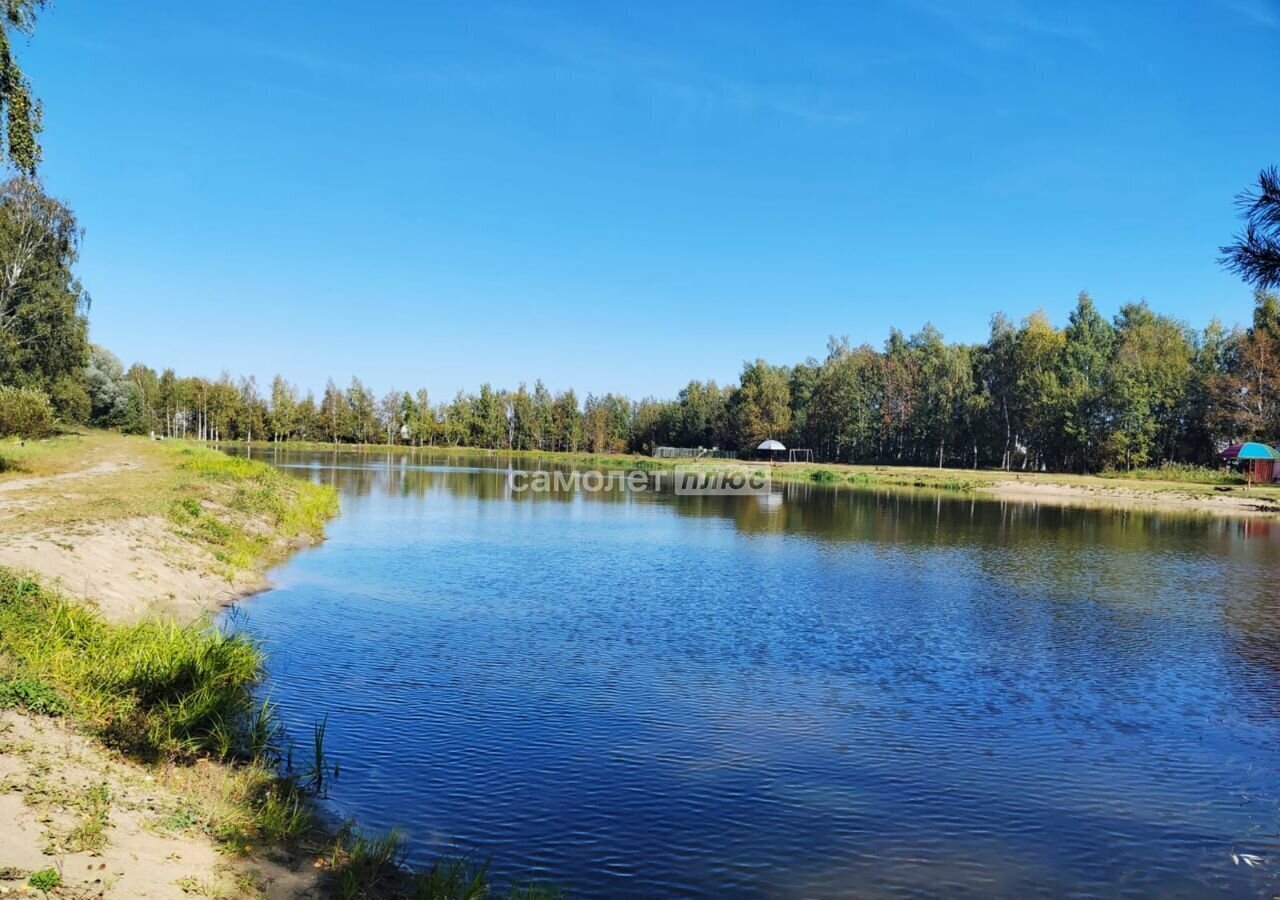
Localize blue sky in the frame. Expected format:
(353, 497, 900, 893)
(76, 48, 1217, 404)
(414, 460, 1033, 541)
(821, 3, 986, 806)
(22, 1, 1280, 399)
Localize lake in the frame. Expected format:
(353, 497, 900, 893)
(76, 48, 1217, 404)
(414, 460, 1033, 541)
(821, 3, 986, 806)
(225, 448, 1280, 898)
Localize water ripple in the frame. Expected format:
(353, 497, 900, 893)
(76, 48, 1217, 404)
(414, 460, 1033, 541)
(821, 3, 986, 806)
(231, 452, 1280, 899)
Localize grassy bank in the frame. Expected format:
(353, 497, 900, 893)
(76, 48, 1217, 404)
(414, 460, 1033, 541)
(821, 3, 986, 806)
(165, 444, 338, 577)
(0, 432, 338, 582)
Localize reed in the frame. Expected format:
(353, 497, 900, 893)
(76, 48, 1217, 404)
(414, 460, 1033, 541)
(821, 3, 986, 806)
(298, 713, 341, 796)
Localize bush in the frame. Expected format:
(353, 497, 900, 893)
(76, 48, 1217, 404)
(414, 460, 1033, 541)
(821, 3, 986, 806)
(0, 385, 55, 437)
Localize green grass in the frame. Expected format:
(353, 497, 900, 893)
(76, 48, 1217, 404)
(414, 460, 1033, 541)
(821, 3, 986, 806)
(1098, 462, 1245, 484)
(411, 857, 491, 900)
(330, 827, 408, 900)
(773, 463, 980, 493)
(0, 433, 337, 586)
(0, 567, 322, 853)
(0, 569, 266, 760)
(166, 444, 339, 574)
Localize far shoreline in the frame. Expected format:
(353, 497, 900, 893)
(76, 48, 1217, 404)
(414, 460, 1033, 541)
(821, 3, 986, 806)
(225, 437, 1280, 521)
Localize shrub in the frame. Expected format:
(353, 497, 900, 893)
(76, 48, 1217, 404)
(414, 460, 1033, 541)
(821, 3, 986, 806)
(0, 385, 55, 437)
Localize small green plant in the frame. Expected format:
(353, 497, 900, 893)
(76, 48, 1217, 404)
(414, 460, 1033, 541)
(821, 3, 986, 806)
(159, 807, 201, 832)
(299, 715, 340, 796)
(64, 782, 111, 853)
(174, 874, 230, 897)
(171, 496, 203, 520)
(252, 783, 311, 843)
(809, 469, 839, 484)
(28, 867, 61, 892)
(505, 880, 566, 900)
(0, 674, 67, 715)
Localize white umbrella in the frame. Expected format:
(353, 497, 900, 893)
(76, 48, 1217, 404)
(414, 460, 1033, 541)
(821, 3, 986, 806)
(757, 439, 786, 465)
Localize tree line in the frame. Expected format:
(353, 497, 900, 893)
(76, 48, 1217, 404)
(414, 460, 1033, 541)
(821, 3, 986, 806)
(68, 286, 1278, 473)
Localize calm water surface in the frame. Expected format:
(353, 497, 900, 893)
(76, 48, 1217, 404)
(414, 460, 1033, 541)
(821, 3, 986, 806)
(226, 448, 1280, 898)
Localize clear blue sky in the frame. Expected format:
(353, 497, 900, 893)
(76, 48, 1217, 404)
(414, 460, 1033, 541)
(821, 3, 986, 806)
(22, 1, 1280, 400)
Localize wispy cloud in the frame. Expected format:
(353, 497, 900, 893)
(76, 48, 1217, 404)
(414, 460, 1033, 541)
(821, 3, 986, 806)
(1216, 0, 1280, 27)
(904, 0, 1102, 54)
(488, 5, 864, 127)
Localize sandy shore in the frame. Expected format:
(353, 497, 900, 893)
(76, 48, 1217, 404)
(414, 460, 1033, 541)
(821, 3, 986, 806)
(984, 478, 1280, 518)
(0, 709, 318, 899)
(0, 435, 329, 898)
(0, 436, 317, 623)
